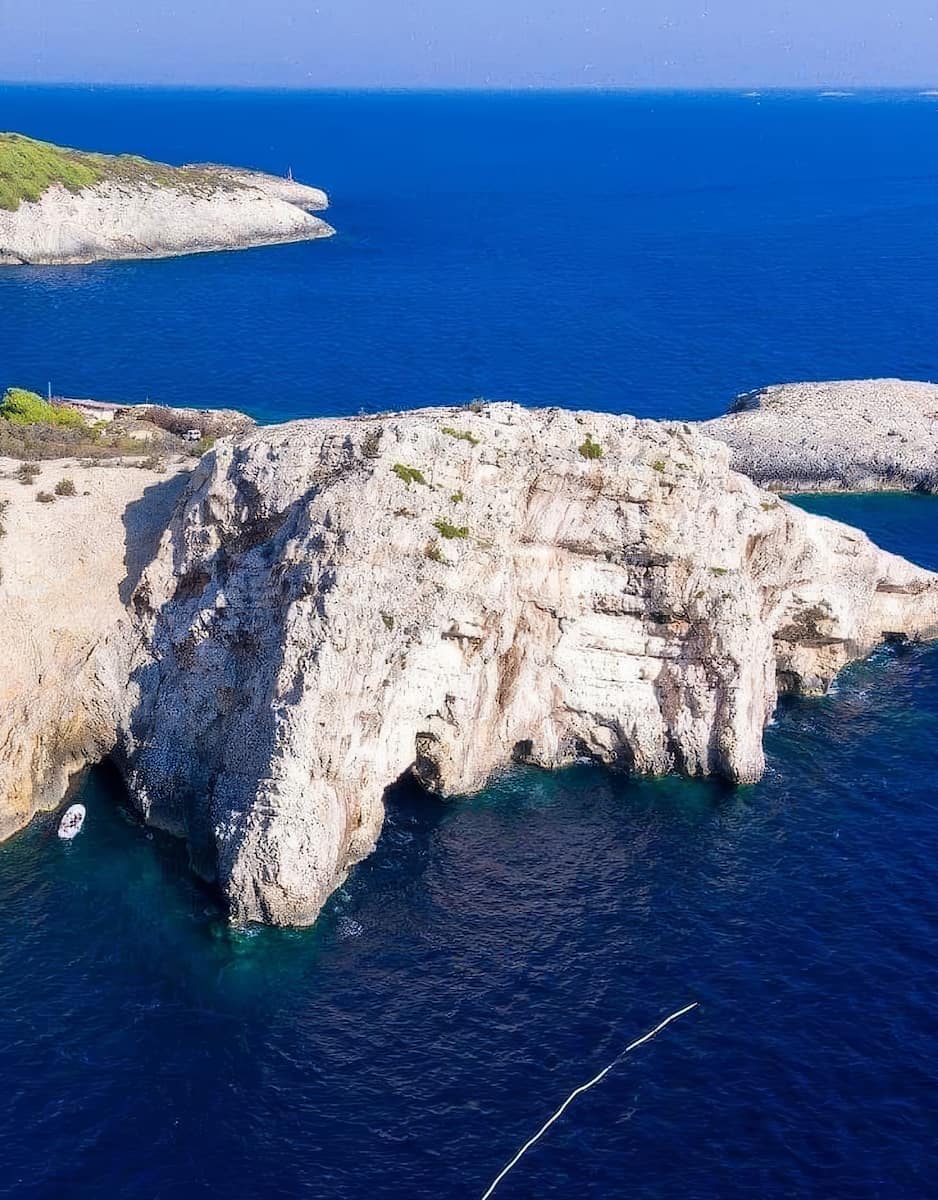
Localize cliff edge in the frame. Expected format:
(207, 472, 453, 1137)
(0, 456, 189, 839)
(113, 405, 938, 924)
(0, 133, 334, 266)
(3, 403, 937, 926)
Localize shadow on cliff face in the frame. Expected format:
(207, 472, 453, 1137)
(84, 758, 227, 915)
(119, 471, 191, 604)
(114, 457, 315, 915)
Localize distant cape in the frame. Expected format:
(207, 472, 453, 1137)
(0, 132, 334, 266)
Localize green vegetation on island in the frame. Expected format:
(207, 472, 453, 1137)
(0, 135, 103, 211)
(0, 132, 241, 213)
(0, 386, 237, 463)
(0, 387, 85, 427)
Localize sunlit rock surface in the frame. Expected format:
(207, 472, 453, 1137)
(701, 379, 938, 493)
(108, 404, 938, 924)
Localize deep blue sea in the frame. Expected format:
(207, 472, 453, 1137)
(2, 88, 938, 1199)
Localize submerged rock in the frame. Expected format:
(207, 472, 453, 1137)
(701, 379, 938, 493)
(98, 404, 938, 925)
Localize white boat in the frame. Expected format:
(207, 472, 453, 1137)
(57, 804, 86, 840)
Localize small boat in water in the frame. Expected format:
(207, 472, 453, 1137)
(57, 804, 86, 840)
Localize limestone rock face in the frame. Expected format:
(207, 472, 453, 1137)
(111, 404, 938, 926)
(0, 458, 188, 838)
(701, 379, 938, 493)
(0, 169, 334, 266)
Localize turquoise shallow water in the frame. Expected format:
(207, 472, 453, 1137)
(3, 612, 937, 1199)
(1, 87, 938, 1198)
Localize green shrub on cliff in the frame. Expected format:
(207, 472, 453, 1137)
(441, 425, 480, 446)
(578, 434, 603, 460)
(433, 518, 469, 540)
(393, 463, 428, 487)
(0, 388, 86, 428)
(0, 134, 104, 211)
(0, 132, 246, 213)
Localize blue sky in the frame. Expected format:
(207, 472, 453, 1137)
(1, 1, 937, 88)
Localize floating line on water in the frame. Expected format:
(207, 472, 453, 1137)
(480, 1001, 699, 1200)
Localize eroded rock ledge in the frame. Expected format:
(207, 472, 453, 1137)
(700, 379, 938, 493)
(2, 403, 937, 926)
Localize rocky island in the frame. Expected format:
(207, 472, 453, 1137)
(0, 133, 334, 265)
(2, 393, 937, 926)
(701, 378, 938, 493)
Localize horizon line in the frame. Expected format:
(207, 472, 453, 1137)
(3, 80, 938, 95)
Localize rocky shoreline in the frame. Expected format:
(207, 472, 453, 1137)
(1, 393, 937, 926)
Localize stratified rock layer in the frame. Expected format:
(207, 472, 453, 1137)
(701, 379, 938, 493)
(109, 404, 938, 925)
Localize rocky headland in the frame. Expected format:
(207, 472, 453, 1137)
(2, 400, 937, 926)
(701, 379, 938, 493)
(0, 133, 334, 266)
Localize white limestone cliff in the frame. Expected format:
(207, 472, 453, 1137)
(0, 167, 334, 266)
(0, 457, 188, 838)
(102, 404, 938, 925)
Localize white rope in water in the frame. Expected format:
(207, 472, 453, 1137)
(480, 1001, 699, 1200)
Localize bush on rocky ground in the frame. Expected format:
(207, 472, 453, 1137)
(1, 388, 86, 428)
(144, 406, 239, 441)
(1, 389, 172, 462)
(16, 461, 40, 483)
(1, 387, 248, 463)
